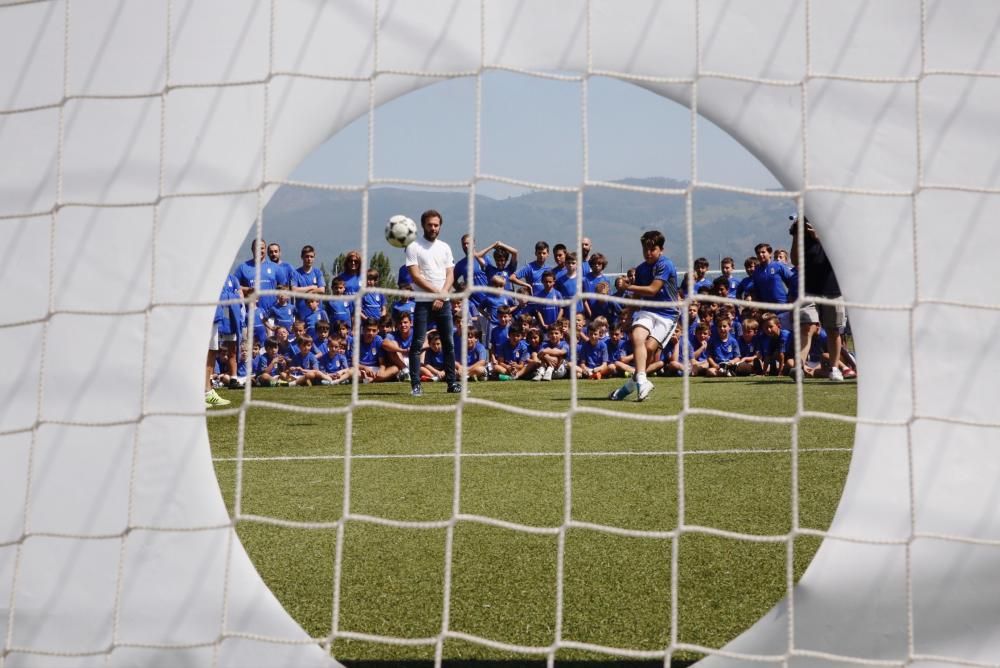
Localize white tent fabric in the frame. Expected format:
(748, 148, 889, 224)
(2, 1, 999, 666)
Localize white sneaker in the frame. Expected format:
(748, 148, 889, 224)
(397, 368, 411, 382)
(543, 366, 554, 381)
(828, 367, 844, 382)
(532, 368, 544, 382)
(636, 378, 655, 402)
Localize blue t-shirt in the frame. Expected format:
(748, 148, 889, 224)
(290, 349, 319, 372)
(357, 334, 384, 367)
(325, 297, 353, 325)
(361, 292, 386, 320)
(466, 341, 489, 366)
(302, 307, 327, 338)
(737, 335, 760, 358)
(490, 324, 509, 352)
(543, 338, 571, 359)
(580, 340, 608, 368)
(737, 275, 756, 300)
(686, 334, 710, 362)
(515, 260, 549, 293)
(484, 259, 518, 289)
(760, 329, 793, 359)
(254, 352, 287, 376)
(752, 261, 795, 305)
(633, 255, 680, 318)
(320, 352, 349, 374)
(555, 274, 585, 315)
(534, 287, 562, 326)
(609, 337, 631, 362)
(268, 302, 296, 331)
(337, 272, 362, 295)
(723, 275, 741, 298)
(454, 255, 489, 307)
(216, 274, 244, 336)
(392, 299, 416, 320)
(499, 338, 530, 364)
(424, 347, 447, 371)
(708, 333, 740, 364)
(235, 258, 281, 311)
(293, 266, 325, 318)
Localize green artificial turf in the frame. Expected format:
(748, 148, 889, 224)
(208, 376, 856, 665)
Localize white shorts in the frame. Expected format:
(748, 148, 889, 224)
(630, 311, 677, 346)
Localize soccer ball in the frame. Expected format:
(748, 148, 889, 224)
(385, 214, 417, 248)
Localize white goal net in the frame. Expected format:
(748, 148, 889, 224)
(2, 1, 1000, 667)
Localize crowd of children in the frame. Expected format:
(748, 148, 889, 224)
(206, 234, 854, 405)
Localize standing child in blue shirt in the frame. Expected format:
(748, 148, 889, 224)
(268, 289, 296, 334)
(325, 277, 354, 326)
(534, 270, 563, 329)
(361, 269, 387, 321)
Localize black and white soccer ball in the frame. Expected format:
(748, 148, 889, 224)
(385, 214, 418, 248)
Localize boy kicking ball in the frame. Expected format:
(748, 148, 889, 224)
(609, 230, 680, 402)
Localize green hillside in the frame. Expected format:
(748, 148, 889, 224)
(250, 178, 795, 274)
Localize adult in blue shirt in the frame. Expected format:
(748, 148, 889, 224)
(235, 239, 281, 313)
(752, 242, 796, 329)
(266, 243, 297, 289)
(337, 250, 364, 295)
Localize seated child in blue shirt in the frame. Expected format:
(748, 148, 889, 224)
(708, 315, 740, 377)
(759, 313, 794, 376)
(462, 328, 490, 382)
(537, 324, 570, 381)
(577, 326, 610, 379)
(253, 337, 291, 387)
(493, 323, 531, 380)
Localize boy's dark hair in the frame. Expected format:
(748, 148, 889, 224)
(493, 247, 510, 263)
(589, 252, 607, 269)
(714, 312, 733, 325)
(466, 328, 481, 340)
(695, 322, 712, 334)
(427, 331, 441, 343)
(366, 268, 380, 280)
(298, 335, 313, 347)
(712, 276, 729, 289)
(420, 209, 443, 226)
(761, 313, 780, 329)
(497, 305, 512, 317)
(264, 337, 280, 348)
(394, 311, 411, 324)
(640, 230, 665, 250)
(721, 256, 734, 267)
(696, 286, 711, 295)
(553, 243, 567, 255)
(534, 241, 550, 253)
(332, 277, 345, 286)
(754, 242, 773, 255)
(744, 256, 757, 270)
(509, 323, 525, 337)
(301, 244, 315, 256)
(316, 321, 331, 332)
(541, 270, 555, 281)
(379, 314, 393, 329)
(565, 251, 577, 263)
(694, 257, 709, 270)
(548, 324, 562, 334)
(362, 317, 379, 330)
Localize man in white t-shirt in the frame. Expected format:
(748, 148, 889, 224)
(405, 209, 460, 396)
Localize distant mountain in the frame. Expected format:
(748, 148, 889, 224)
(248, 178, 795, 274)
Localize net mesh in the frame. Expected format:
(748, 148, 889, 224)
(3, 0, 997, 666)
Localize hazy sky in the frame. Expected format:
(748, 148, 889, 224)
(291, 72, 780, 198)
